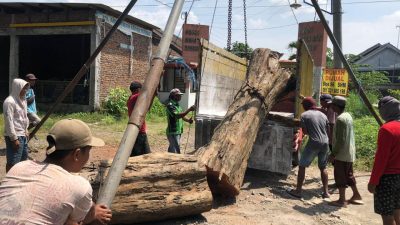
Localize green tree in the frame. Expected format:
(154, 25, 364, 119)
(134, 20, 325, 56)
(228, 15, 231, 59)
(226, 41, 253, 58)
(326, 47, 333, 68)
(287, 41, 298, 60)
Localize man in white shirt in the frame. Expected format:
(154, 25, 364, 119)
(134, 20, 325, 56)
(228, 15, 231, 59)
(0, 119, 112, 224)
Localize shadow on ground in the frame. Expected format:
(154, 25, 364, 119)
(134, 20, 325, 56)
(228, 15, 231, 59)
(132, 214, 207, 225)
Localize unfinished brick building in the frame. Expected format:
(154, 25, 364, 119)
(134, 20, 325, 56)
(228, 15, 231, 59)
(0, 3, 162, 111)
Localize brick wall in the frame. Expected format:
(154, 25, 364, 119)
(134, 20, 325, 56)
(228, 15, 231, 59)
(99, 23, 151, 102)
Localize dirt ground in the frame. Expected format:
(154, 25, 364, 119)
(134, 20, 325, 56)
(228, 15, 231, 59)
(0, 123, 382, 225)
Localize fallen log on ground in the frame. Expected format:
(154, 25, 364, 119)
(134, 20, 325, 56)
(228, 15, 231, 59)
(196, 48, 292, 197)
(82, 152, 213, 224)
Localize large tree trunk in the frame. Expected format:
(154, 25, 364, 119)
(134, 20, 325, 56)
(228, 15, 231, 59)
(196, 49, 292, 197)
(82, 153, 213, 224)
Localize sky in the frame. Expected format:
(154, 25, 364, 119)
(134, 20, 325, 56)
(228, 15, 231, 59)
(3, 0, 400, 58)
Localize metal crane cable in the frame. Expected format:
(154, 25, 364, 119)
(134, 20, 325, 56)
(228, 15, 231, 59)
(227, 0, 232, 51)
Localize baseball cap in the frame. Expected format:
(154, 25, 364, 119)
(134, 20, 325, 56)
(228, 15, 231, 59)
(320, 94, 333, 103)
(170, 88, 183, 95)
(301, 97, 317, 110)
(46, 119, 104, 155)
(25, 73, 38, 80)
(332, 96, 347, 108)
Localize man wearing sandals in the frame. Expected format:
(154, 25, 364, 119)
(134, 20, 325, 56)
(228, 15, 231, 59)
(288, 97, 330, 199)
(328, 96, 363, 207)
(368, 96, 400, 225)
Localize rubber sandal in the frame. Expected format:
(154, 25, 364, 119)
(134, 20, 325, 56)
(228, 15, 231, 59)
(328, 201, 347, 208)
(348, 199, 364, 205)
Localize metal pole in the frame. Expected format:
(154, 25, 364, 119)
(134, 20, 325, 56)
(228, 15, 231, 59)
(29, 0, 139, 140)
(396, 25, 400, 49)
(332, 0, 343, 68)
(310, 0, 383, 126)
(97, 0, 185, 207)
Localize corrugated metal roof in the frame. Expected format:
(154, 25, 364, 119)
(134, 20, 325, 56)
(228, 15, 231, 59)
(0, 2, 159, 30)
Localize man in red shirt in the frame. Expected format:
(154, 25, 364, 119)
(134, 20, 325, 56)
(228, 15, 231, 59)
(368, 96, 400, 225)
(127, 81, 150, 156)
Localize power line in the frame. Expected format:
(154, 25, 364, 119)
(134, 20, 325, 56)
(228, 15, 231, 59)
(119, 0, 400, 8)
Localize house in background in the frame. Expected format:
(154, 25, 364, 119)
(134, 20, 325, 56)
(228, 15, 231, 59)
(353, 43, 400, 83)
(0, 2, 158, 111)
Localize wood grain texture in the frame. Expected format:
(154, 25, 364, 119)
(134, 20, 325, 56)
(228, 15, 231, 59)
(82, 153, 213, 224)
(196, 48, 292, 197)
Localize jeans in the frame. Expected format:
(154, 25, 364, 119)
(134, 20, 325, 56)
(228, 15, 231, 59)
(167, 134, 181, 154)
(5, 136, 28, 166)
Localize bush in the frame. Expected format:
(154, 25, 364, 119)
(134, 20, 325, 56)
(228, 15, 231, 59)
(388, 90, 400, 100)
(346, 91, 380, 119)
(103, 87, 130, 117)
(353, 116, 379, 170)
(147, 97, 166, 118)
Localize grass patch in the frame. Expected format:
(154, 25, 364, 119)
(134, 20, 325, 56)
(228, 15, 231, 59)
(353, 116, 379, 171)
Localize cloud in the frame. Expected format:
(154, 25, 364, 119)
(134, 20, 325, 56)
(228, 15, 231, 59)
(248, 18, 267, 29)
(343, 10, 400, 54)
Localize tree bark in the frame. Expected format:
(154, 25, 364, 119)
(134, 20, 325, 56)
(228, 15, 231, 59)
(82, 153, 213, 224)
(196, 49, 292, 197)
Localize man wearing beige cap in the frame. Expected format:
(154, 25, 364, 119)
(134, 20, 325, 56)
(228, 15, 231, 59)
(328, 96, 363, 207)
(0, 119, 112, 224)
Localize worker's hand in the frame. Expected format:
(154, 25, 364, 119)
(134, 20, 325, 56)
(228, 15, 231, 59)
(368, 183, 376, 194)
(12, 139, 20, 151)
(93, 204, 112, 224)
(188, 118, 194, 124)
(328, 154, 335, 164)
(189, 105, 196, 111)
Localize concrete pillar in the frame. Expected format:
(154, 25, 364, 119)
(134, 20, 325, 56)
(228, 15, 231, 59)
(313, 66, 323, 104)
(89, 23, 101, 110)
(9, 32, 19, 89)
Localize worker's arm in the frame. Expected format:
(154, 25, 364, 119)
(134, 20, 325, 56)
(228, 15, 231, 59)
(82, 204, 112, 224)
(176, 105, 196, 119)
(183, 116, 194, 124)
(330, 118, 345, 158)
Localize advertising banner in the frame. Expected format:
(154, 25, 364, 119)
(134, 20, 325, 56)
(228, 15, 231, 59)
(321, 68, 349, 96)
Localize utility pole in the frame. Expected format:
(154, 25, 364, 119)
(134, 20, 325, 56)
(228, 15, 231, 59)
(332, 0, 343, 68)
(310, 0, 383, 126)
(396, 25, 400, 49)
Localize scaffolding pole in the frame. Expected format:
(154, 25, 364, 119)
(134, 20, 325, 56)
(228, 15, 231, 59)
(97, 0, 185, 207)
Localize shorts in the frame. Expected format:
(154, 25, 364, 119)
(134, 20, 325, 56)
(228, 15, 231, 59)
(5, 136, 28, 166)
(299, 141, 329, 169)
(374, 174, 400, 216)
(130, 133, 150, 156)
(333, 160, 356, 188)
